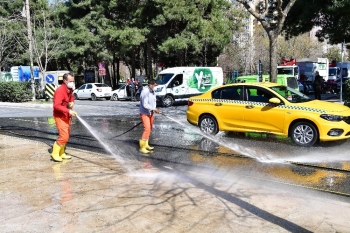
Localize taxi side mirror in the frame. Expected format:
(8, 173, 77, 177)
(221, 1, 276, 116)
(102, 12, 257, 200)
(269, 97, 281, 104)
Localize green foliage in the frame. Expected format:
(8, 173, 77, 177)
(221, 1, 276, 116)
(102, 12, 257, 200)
(154, 0, 237, 66)
(0, 82, 33, 102)
(2, 0, 243, 77)
(323, 46, 343, 62)
(224, 77, 234, 84)
(284, 0, 350, 45)
(35, 82, 45, 99)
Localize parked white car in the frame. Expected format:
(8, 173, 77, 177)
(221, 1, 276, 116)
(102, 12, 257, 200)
(111, 83, 147, 101)
(73, 83, 112, 101)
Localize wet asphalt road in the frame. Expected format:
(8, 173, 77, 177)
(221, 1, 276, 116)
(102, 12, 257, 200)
(1, 99, 350, 200)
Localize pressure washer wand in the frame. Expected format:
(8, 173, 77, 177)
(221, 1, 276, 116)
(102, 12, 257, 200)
(160, 112, 169, 118)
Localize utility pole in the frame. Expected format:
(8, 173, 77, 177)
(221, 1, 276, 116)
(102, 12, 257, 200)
(25, 0, 35, 101)
(258, 60, 263, 82)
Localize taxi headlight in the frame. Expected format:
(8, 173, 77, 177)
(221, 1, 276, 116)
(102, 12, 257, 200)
(320, 114, 343, 122)
(156, 87, 163, 92)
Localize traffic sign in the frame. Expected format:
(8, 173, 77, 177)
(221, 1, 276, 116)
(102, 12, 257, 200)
(46, 74, 54, 84)
(99, 68, 106, 76)
(98, 62, 105, 69)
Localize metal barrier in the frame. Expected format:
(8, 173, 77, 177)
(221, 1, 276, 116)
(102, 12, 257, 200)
(45, 84, 56, 99)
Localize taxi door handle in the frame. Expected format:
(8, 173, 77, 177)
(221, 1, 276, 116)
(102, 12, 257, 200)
(245, 105, 254, 109)
(215, 103, 222, 106)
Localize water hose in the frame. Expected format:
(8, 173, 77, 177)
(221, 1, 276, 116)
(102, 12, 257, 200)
(110, 121, 142, 138)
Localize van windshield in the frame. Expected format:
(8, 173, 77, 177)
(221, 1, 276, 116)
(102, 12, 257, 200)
(277, 67, 294, 75)
(329, 68, 337, 76)
(155, 73, 174, 85)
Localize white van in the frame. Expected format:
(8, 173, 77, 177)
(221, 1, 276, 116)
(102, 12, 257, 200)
(337, 62, 350, 78)
(296, 58, 329, 81)
(155, 67, 223, 107)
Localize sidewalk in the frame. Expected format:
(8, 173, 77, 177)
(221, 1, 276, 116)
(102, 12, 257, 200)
(1, 134, 350, 232)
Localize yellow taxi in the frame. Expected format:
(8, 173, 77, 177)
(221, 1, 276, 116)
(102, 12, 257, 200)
(186, 82, 350, 146)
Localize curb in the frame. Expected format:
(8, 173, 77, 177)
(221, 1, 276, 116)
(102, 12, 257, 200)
(0, 101, 52, 108)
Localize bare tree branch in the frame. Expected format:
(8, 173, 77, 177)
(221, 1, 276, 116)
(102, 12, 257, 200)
(0, 18, 23, 71)
(235, 0, 297, 82)
(31, 10, 64, 77)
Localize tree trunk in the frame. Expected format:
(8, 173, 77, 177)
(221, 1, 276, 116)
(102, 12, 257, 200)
(112, 53, 117, 88)
(65, 59, 72, 72)
(105, 62, 110, 85)
(269, 33, 278, 83)
(116, 57, 120, 86)
(178, 51, 184, 66)
(146, 39, 152, 78)
(131, 47, 136, 79)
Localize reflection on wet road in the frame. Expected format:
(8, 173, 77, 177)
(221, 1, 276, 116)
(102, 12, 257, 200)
(1, 115, 350, 197)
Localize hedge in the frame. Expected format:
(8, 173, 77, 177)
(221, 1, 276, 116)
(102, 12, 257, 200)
(0, 82, 34, 102)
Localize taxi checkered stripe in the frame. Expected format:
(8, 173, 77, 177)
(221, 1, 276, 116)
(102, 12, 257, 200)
(190, 98, 327, 113)
(282, 105, 326, 113)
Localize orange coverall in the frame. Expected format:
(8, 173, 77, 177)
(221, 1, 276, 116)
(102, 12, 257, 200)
(53, 84, 74, 145)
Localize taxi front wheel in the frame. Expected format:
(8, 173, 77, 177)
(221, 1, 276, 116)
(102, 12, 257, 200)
(290, 122, 318, 147)
(199, 115, 219, 135)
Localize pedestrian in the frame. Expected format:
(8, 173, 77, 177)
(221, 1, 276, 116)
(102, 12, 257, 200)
(313, 71, 323, 100)
(126, 78, 131, 97)
(51, 73, 77, 162)
(129, 77, 136, 101)
(139, 79, 160, 154)
(144, 74, 149, 83)
(135, 78, 139, 92)
(136, 78, 143, 92)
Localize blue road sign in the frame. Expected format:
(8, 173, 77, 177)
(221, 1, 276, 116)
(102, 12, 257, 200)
(46, 74, 54, 84)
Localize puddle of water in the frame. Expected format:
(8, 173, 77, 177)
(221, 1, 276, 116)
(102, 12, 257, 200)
(160, 113, 350, 165)
(76, 112, 350, 177)
(160, 113, 282, 163)
(77, 115, 137, 173)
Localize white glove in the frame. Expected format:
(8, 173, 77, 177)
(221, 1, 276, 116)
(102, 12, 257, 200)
(68, 102, 74, 109)
(69, 110, 77, 116)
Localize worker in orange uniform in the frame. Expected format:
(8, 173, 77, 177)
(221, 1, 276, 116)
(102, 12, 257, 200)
(139, 79, 160, 154)
(51, 72, 77, 162)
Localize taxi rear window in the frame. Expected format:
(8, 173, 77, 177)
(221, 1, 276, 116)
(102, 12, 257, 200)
(212, 87, 241, 100)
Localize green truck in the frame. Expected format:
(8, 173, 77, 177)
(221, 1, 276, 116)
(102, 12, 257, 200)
(235, 67, 299, 91)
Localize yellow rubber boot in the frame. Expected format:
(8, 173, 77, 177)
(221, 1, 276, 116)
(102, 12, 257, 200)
(59, 144, 72, 159)
(145, 139, 154, 150)
(139, 139, 150, 154)
(51, 142, 63, 162)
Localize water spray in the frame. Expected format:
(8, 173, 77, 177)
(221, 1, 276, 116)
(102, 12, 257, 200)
(159, 112, 278, 163)
(76, 115, 134, 173)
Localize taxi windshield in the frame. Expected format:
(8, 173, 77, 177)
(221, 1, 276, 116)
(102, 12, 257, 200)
(270, 85, 312, 103)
